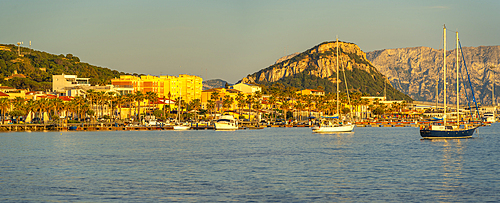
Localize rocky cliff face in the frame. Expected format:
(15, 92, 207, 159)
(366, 46, 500, 105)
(238, 41, 413, 100)
(240, 41, 378, 84)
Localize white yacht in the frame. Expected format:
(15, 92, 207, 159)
(214, 115, 238, 130)
(483, 112, 496, 123)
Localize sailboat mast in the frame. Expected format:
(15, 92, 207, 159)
(336, 36, 339, 115)
(178, 87, 182, 122)
(443, 25, 447, 125)
(456, 31, 460, 123)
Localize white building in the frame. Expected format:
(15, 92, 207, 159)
(230, 83, 262, 94)
(53, 74, 90, 94)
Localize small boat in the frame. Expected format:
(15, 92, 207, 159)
(68, 126, 78, 130)
(173, 124, 190, 130)
(214, 115, 238, 130)
(312, 119, 354, 133)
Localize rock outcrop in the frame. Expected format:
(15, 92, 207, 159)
(240, 41, 377, 84)
(238, 41, 411, 100)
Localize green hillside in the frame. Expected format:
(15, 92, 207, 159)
(0, 44, 126, 91)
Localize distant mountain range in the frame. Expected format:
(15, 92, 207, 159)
(366, 45, 500, 105)
(203, 79, 232, 90)
(239, 41, 412, 101)
(5, 41, 499, 104)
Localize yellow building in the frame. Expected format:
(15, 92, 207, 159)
(111, 74, 202, 103)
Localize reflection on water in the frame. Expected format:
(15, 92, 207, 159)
(1, 126, 499, 202)
(435, 139, 465, 200)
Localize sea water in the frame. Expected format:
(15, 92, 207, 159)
(1, 124, 499, 202)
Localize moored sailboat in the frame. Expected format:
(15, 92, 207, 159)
(173, 87, 190, 130)
(312, 36, 355, 133)
(420, 25, 476, 139)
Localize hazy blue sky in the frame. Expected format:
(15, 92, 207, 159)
(1, 0, 499, 83)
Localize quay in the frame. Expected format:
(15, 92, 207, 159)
(0, 120, 488, 132)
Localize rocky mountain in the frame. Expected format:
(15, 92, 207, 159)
(239, 41, 412, 100)
(203, 79, 232, 90)
(366, 46, 500, 105)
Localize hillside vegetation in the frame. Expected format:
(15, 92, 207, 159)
(0, 44, 125, 91)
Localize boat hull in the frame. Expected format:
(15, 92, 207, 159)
(420, 127, 476, 139)
(312, 124, 355, 133)
(173, 125, 190, 130)
(214, 123, 238, 130)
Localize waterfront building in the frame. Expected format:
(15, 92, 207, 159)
(0, 86, 26, 99)
(111, 74, 202, 103)
(230, 83, 261, 94)
(296, 89, 325, 96)
(201, 88, 243, 112)
(52, 74, 93, 96)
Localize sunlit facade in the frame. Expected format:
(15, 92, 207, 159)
(111, 74, 202, 103)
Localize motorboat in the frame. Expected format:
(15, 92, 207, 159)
(214, 115, 238, 130)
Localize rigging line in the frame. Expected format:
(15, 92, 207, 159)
(459, 60, 472, 113)
(459, 40, 480, 118)
(342, 62, 353, 119)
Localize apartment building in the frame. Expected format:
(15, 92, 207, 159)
(111, 74, 202, 103)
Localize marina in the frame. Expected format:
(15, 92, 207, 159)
(0, 120, 489, 132)
(1, 124, 499, 202)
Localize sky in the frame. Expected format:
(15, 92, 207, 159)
(1, 0, 499, 83)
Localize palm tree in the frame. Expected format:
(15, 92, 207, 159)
(134, 91, 145, 121)
(222, 95, 234, 113)
(167, 91, 172, 113)
(123, 94, 134, 121)
(145, 91, 158, 116)
(245, 94, 254, 121)
(294, 102, 305, 121)
(11, 97, 26, 123)
(210, 91, 221, 113)
(235, 93, 246, 119)
(268, 95, 277, 122)
(188, 99, 201, 122)
(207, 99, 215, 120)
(52, 98, 64, 121)
(114, 94, 124, 120)
(281, 100, 291, 123)
(105, 92, 117, 120)
(24, 100, 36, 122)
(73, 96, 86, 121)
(0, 98, 10, 124)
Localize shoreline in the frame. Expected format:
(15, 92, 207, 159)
(2, 120, 489, 133)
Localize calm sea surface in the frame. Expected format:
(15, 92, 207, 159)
(1, 124, 499, 202)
